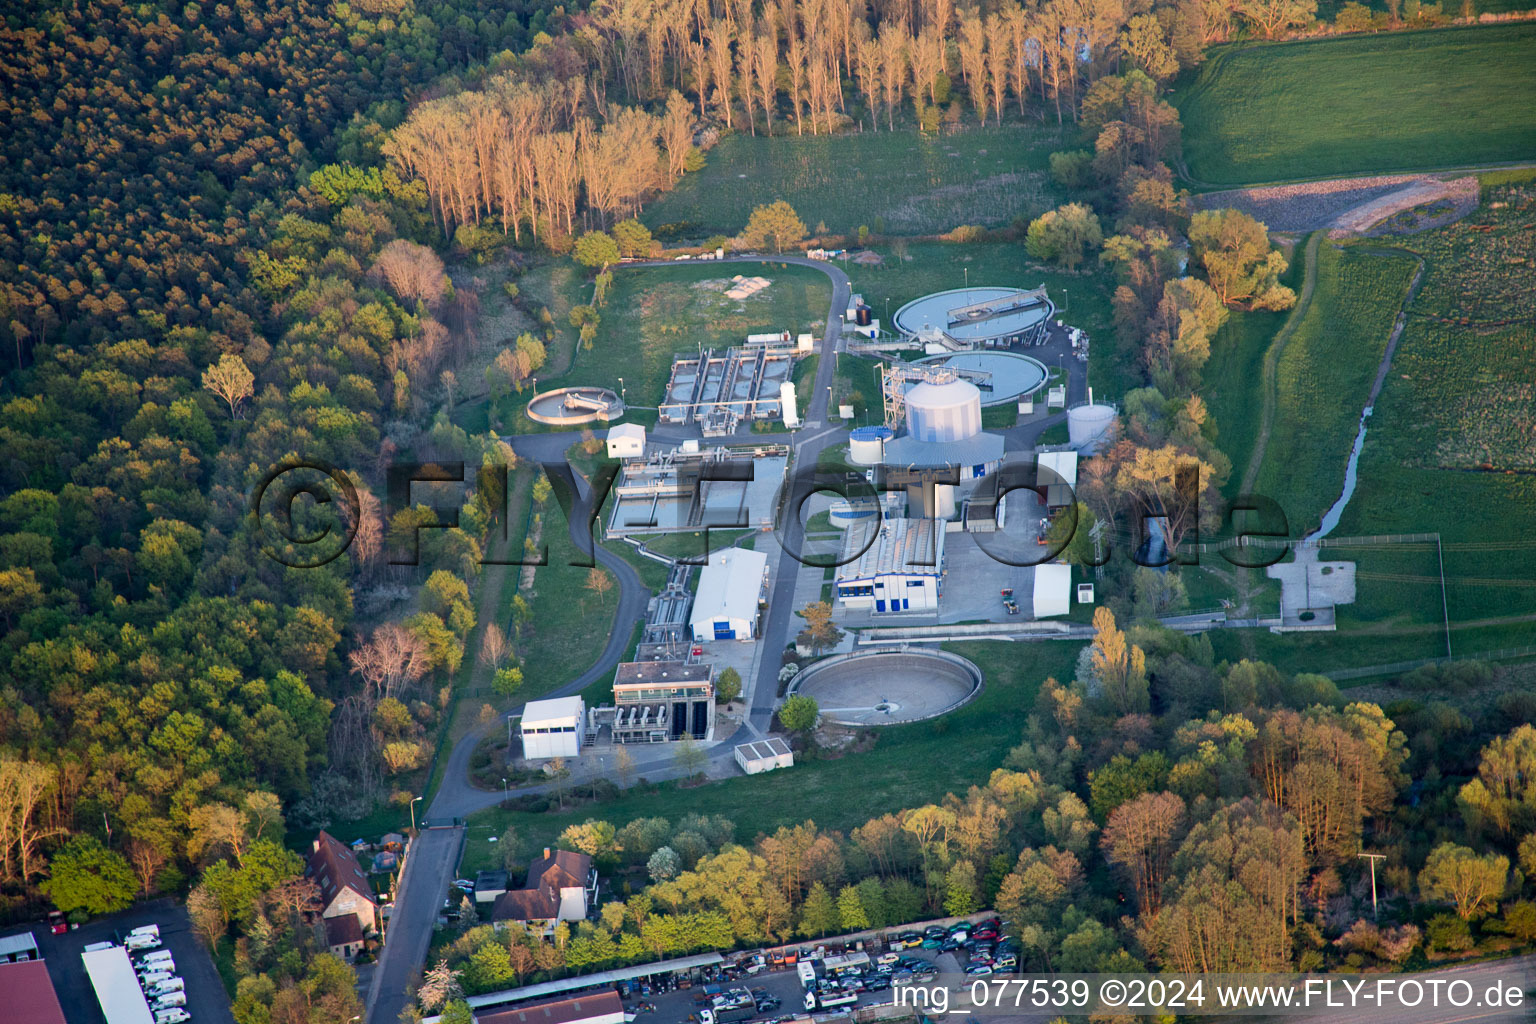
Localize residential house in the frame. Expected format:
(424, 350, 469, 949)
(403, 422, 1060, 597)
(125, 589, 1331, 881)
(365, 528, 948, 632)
(490, 848, 598, 934)
(306, 831, 379, 938)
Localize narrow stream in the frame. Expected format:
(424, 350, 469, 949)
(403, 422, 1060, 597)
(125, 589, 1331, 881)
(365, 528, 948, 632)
(1306, 406, 1372, 544)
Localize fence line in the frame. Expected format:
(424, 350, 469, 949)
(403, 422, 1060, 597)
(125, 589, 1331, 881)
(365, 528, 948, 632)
(1325, 643, 1536, 681)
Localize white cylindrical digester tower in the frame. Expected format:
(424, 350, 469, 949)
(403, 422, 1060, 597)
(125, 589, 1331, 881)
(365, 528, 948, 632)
(1068, 403, 1117, 453)
(905, 379, 983, 443)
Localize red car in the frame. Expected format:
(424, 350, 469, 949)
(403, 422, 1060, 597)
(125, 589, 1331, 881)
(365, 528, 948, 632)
(47, 911, 67, 935)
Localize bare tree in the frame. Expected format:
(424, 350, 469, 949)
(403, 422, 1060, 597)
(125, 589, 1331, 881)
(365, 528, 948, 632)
(202, 354, 255, 420)
(372, 239, 449, 306)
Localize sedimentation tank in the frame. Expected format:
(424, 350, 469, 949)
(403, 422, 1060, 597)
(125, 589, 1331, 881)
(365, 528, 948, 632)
(905, 379, 983, 443)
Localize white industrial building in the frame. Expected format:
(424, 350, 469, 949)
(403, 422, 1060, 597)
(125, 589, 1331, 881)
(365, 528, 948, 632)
(835, 517, 945, 613)
(81, 946, 154, 1024)
(605, 423, 646, 460)
(520, 696, 586, 759)
(735, 737, 794, 774)
(690, 547, 769, 641)
(1036, 449, 1079, 510)
(1033, 563, 1073, 618)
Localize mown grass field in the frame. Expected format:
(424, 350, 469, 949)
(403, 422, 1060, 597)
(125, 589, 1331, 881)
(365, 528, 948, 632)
(1176, 24, 1536, 186)
(460, 640, 1076, 873)
(476, 262, 831, 429)
(643, 126, 1065, 239)
(1253, 241, 1419, 535)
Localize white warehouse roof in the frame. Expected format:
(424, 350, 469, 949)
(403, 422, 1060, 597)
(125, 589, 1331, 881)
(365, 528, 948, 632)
(521, 696, 585, 728)
(1033, 563, 1072, 618)
(1037, 450, 1078, 487)
(81, 947, 153, 1024)
(690, 547, 768, 633)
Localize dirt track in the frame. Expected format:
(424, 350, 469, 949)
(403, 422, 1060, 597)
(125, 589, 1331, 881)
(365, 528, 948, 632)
(1194, 172, 1481, 234)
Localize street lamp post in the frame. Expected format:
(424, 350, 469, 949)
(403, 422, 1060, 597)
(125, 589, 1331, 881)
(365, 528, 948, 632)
(501, 777, 508, 803)
(617, 377, 625, 404)
(410, 795, 423, 833)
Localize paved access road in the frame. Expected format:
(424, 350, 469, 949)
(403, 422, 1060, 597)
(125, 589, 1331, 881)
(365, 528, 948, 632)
(365, 255, 853, 1024)
(366, 825, 464, 1024)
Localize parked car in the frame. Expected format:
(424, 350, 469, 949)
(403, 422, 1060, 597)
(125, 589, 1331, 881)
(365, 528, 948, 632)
(875, 952, 899, 966)
(154, 1010, 191, 1024)
(923, 926, 946, 939)
(995, 954, 1018, 970)
(920, 938, 944, 950)
(965, 964, 994, 976)
(864, 975, 891, 992)
(47, 911, 67, 935)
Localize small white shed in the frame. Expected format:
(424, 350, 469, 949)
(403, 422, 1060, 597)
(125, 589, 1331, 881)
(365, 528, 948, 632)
(735, 737, 794, 775)
(1033, 563, 1072, 618)
(606, 423, 646, 460)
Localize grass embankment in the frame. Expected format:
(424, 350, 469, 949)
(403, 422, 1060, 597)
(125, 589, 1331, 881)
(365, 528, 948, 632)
(516, 496, 624, 692)
(459, 640, 1078, 874)
(1332, 181, 1536, 650)
(643, 126, 1065, 239)
(1201, 245, 1303, 502)
(1215, 183, 1536, 675)
(1177, 24, 1536, 186)
(1252, 241, 1419, 534)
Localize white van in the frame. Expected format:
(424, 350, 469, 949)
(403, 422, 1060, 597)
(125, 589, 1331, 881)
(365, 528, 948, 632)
(139, 971, 174, 988)
(125, 933, 162, 951)
(137, 948, 174, 964)
(129, 924, 160, 938)
(83, 941, 116, 952)
(149, 978, 185, 996)
(154, 1010, 191, 1024)
(138, 956, 175, 973)
(151, 992, 187, 1010)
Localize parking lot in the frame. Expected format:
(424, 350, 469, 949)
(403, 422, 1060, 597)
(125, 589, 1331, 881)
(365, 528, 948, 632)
(16, 899, 234, 1024)
(621, 919, 1014, 1024)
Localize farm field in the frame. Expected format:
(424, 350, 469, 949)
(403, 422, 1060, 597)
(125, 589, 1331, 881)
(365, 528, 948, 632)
(1252, 241, 1419, 536)
(1176, 25, 1536, 186)
(643, 126, 1064, 239)
(459, 639, 1074, 874)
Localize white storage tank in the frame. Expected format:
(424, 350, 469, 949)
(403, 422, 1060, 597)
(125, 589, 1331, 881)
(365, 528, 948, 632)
(905, 379, 982, 443)
(780, 380, 800, 428)
(1067, 403, 1117, 453)
(848, 425, 893, 465)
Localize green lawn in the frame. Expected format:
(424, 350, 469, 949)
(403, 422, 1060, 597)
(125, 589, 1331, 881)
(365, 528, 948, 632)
(460, 640, 1079, 874)
(491, 262, 831, 425)
(1176, 25, 1536, 186)
(1216, 183, 1536, 676)
(517, 497, 624, 694)
(1252, 241, 1419, 536)
(643, 126, 1066, 239)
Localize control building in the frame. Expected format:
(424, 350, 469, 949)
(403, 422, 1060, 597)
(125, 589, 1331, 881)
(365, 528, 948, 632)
(612, 660, 715, 743)
(834, 517, 945, 613)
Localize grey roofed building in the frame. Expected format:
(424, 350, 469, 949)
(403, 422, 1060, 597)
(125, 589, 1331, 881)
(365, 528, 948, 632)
(881, 431, 1006, 472)
(839, 517, 944, 580)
